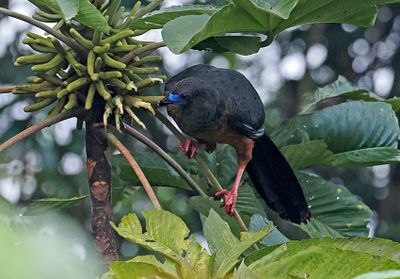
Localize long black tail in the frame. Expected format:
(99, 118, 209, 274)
(246, 133, 310, 224)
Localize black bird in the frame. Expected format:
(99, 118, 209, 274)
(159, 64, 310, 223)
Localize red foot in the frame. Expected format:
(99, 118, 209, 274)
(179, 138, 197, 158)
(215, 189, 237, 216)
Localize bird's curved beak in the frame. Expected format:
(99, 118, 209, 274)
(158, 96, 173, 107)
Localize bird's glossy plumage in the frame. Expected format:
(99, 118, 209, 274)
(161, 64, 310, 223)
(165, 64, 265, 140)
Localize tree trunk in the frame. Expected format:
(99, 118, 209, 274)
(85, 99, 118, 261)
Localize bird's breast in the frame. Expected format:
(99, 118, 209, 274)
(167, 103, 228, 145)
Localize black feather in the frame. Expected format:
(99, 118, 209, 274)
(246, 133, 311, 224)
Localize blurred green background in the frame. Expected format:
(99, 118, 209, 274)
(0, 0, 400, 267)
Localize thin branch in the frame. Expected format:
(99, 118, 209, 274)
(123, 123, 207, 197)
(0, 86, 15, 93)
(155, 110, 249, 232)
(0, 7, 85, 54)
(106, 131, 162, 210)
(0, 108, 84, 153)
(155, 110, 185, 142)
(195, 156, 223, 192)
(233, 211, 248, 232)
(121, 42, 166, 64)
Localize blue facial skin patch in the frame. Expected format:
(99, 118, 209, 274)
(168, 92, 184, 103)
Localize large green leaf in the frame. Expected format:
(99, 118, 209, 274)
(298, 172, 372, 237)
(233, 0, 298, 29)
(161, 0, 290, 53)
(273, 101, 399, 152)
(335, 147, 400, 167)
(75, 0, 110, 33)
(272, 101, 400, 167)
(249, 214, 289, 246)
(320, 238, 400, 262)
(29, 0, 109, 32)
(161, 0, 396, 54)
(112, 153, 191, 190)
(131, 5, 216, 30)
(56, 0, 78, 19)
(353, 270, 400, 279)
(300, 218, 343, 238)
(234, 261, 260, 279)
(24, 195, 88, 215)
(193, 36, 262, 55)
(236, 184, 267, 218)
(274, 0, 380, 33)
(188, 196, 242, 236)
(203, 210, 272, 278)
(143, 210, 190, 253)
(111, 210, 212, 278)
(162, 4, 265, 54)
(301, 76, 400, 113)
(281, 140, 335, 169)
(245, 238, 400, 279)
(245, 237, 400, 265)
(162, 14, 210, 54)
(109, 261, 178, 279)
(127, 255, 181, 278)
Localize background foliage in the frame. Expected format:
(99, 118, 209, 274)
(1, 0, 400, 277)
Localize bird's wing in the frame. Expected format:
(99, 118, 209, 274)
(221, 71, 265, 140)
(230, 122, 265, 139)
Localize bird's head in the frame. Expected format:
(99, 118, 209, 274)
(159, 77, 215, 108)
(158, 76, 225, 128)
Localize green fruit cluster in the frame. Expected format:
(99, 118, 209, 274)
(13, 1, 166, 130)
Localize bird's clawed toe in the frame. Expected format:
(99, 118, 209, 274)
(178, 138, 197, 158)
(215, 189, 237, 216)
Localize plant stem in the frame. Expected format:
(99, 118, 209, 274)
(195, 156, 222, 192)
(0, 86, 15, 93)
(85, 108, 118, 261)
(0, 108, 84, 153)
(260, 33, 275, 47)
(0, 7, 85, 54)
(155, 110, 249, 232)
(106, 131, 161, 209)
(154, 110, 185, 142)
(121, 42, 165, 64)
(123, 123, 207, 196)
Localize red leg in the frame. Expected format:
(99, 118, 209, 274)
(178, 138, 191, 153)
(178, 138, 197, 158)
(215, 163, 247, 216)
